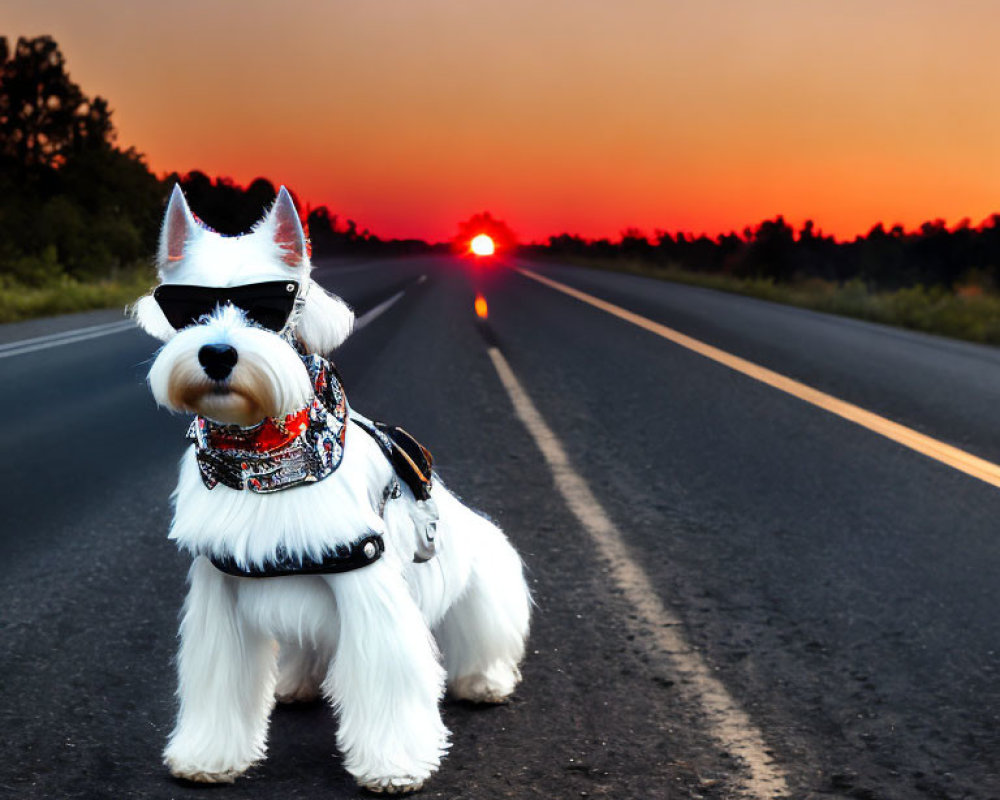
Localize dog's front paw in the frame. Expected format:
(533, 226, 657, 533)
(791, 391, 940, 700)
(164, 748, 255, 784)
(449, 664, 521, 704)
(168, 764, 242, 784)
(360, 776, 426, 794)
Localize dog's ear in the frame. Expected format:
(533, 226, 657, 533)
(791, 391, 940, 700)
(296, 281, 355, 354)
(158, 184, 198, 275)
(254, 186, 352, 352)
(129, 293, 176, 342)
(262, 186, 308, 272)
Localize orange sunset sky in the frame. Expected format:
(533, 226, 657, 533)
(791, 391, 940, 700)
(7, 1, 1000, 242)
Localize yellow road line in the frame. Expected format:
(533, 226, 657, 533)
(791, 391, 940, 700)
(487, 345, 789, 799)
(516, 266, 1000, 490)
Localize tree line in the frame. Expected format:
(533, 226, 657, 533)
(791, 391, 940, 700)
(528, 215, 1000, 292)
(0, 35, 433, 289)
(164, 171, 438, 258)
(0, 36, 164, 285)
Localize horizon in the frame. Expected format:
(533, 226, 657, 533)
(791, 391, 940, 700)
(163, 172, 1000, 247)
(7, 1, 1000, 243)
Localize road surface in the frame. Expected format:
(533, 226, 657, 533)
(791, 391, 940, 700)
(1, 256, 999, 799)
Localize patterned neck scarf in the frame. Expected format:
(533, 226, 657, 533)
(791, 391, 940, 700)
(188, 354, 348, 493)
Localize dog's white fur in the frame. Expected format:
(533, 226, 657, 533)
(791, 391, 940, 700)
(134, 186, 531, 792)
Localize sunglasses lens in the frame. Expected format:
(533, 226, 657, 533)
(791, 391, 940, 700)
(232, 282, 299, 331)
(153, 287, 217, 329)
(154, 281, 299, 332)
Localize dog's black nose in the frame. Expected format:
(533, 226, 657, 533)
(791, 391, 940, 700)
(198, 344, 238, 381)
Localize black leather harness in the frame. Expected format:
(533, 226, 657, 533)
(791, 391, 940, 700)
(209, 534, 386, 578)
(351, 417, 434, 502)
(201, 360, 436, 579)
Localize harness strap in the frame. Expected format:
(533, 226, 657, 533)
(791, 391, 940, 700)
(351, 416, 434, 501)
(208, 534, 384, 578)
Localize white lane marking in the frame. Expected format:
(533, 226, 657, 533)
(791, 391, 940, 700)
(354, 291, 406, 331)
(352, 275, 426, 331)
(487, 345, 789, 799)
(0, 320, 135, 360)
(517, 266, 1000, 491)
(0, 318, 132, 352)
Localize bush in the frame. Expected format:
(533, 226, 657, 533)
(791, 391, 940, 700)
(0, 263, 155, 324)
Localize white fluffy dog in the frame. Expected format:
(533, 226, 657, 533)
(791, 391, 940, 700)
(132, 186, 531, 793)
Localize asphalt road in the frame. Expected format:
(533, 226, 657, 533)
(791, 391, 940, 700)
(1, 256, 999, 800)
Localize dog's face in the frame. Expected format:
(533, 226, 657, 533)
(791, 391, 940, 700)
(135, 185, 354, 426)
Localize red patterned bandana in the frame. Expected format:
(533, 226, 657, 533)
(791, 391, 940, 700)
(204, 407, 310, 454)
(188, 354, 348, 493)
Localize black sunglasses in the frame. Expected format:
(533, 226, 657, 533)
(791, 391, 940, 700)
(154, 281, 300, 333)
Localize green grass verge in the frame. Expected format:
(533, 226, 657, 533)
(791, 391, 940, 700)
(0, 266, 155, 325)
(546, 257, 1000, 346)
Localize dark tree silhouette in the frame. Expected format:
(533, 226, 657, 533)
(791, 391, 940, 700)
(162, 172, 285, 235)
(0, 36, 113, 173)
(0, 35, 165, 283)
(531, 213, 1000, 295)
(740, 216, 796, 281)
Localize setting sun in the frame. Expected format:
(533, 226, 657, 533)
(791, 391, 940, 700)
(470, 234, 495, 256)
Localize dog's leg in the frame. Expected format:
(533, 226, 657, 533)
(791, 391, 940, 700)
(164, 556, 278, 783)
(275, 640, 328, 703)
(323, 560, 448, 794)
(436, 521, 531, 704)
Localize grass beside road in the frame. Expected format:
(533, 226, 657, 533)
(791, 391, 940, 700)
(549, 257, 1000, 346)
(0, 266, 155, 325)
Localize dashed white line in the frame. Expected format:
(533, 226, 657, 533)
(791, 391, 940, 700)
(352, 275, 426, 331)
(486, 345, 789, 800)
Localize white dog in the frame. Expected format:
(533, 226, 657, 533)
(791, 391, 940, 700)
(132, 185, 531, 793)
